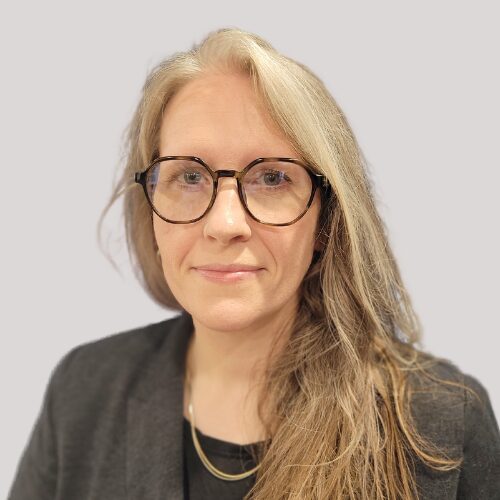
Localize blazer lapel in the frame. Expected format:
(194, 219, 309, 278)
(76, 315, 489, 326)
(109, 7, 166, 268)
(126, 312, 193, 500)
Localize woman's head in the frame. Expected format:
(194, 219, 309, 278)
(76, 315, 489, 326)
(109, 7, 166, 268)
(113, 27, 368, 317)
(153, 71, 323, 331)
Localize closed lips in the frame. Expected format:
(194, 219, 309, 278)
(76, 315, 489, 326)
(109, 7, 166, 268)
(195, 264, 262, 272)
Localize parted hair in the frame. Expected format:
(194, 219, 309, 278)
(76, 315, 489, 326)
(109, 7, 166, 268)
(101, 27, 476, 499)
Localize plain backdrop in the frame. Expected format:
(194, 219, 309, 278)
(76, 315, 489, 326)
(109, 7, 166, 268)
(1, 1, 499, 494)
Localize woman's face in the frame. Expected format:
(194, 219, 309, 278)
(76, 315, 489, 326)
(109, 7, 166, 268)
(154, 72, 321, 332)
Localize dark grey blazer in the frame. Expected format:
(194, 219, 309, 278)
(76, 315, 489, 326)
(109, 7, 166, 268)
(8, 311, 500, 499)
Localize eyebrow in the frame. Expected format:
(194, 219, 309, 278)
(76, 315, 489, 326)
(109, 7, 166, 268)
(159, 152, 298, 168)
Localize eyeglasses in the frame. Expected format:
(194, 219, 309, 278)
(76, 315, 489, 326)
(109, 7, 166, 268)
(135, 156, 330, 226)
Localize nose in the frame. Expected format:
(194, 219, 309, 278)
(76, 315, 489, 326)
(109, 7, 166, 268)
(202, 177, 252, 244)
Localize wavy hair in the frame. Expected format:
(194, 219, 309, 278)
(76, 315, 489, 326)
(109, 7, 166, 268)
(100, 28, 478, 499)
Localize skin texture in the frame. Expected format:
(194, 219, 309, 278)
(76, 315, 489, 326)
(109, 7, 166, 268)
(154, 72, 321, 443)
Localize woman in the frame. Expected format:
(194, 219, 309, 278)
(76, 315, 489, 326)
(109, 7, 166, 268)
(9, 28, 500, 500)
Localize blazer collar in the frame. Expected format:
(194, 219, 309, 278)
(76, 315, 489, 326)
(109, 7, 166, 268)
(126, 311, 193, 500)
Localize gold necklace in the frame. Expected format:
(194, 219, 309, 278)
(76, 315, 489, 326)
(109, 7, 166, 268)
(186, 374, 262, 481)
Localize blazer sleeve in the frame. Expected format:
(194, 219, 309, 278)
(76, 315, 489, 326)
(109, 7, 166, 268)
(7, 348, 79, 500)
(457, 373, 500, 499)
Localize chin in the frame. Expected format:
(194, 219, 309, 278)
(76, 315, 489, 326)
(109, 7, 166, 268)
(188, 301, 268, 332)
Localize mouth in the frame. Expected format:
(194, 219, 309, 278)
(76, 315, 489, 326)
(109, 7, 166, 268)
(193, 267, 263, 283)
(194, 264, 263, 272)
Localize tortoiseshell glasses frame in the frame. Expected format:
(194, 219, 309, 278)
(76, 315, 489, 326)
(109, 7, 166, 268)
(135, 155, 332, 227)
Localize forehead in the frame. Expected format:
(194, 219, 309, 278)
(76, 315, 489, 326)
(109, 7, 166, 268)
(159, 73, 298, 163)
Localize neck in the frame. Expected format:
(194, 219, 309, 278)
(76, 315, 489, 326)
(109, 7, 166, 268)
(185, 304, 296, 391)
(182, 303, 297, 444)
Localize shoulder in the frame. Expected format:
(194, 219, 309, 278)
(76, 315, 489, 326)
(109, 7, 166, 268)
(52, 312, 184, 375)
(45, 312, 192, 418)
(406, 351, 495, 408)
(405, 351, 500, 496)
(406, 351, 496, 433)
(406, 351, 500, 475)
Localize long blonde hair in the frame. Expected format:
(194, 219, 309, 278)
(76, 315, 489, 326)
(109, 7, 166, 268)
(100, 27, 477, 499)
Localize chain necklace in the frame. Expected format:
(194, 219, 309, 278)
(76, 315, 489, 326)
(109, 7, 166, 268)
(185, 374, 262, 481)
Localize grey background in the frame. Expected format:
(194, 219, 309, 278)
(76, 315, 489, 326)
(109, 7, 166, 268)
(1, 1, 498, 494)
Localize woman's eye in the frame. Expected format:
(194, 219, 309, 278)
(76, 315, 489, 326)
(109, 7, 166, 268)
(263, 171, 286, 186)
(256, 170, 291, 188)
(183, 171, 202, 184)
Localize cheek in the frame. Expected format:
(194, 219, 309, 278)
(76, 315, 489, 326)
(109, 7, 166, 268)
(153, 216, 169, 253)
(153, 217, 190, 274)
(270, 217, 318, 277)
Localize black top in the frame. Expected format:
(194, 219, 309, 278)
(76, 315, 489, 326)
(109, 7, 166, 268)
(183, 416, 264, 500)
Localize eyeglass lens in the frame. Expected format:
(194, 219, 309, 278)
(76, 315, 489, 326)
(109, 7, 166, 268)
(145, 159, 313, 224)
